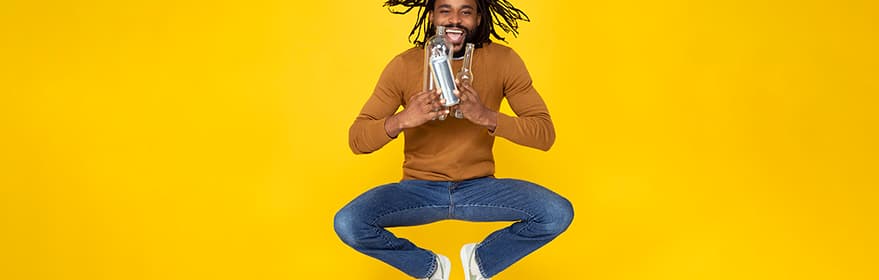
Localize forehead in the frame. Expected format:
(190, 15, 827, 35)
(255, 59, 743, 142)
(433, 0, 478, 9)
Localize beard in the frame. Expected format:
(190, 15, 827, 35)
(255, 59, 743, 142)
(453, 38, 476, 58)
(443, 24, 475, 59)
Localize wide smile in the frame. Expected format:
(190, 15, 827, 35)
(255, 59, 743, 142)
(445, 28, 465, 45)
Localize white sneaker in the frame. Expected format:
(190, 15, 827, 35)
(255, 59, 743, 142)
(460, 243, 490, 280)
(419, 253, 451, 280)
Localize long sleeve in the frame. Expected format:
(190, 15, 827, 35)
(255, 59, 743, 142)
(348, 45, 551, 181)
(348, 56, 406, 154)
(490, 49, 556, 151)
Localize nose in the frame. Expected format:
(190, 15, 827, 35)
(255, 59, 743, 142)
(449, 13, 462, 25)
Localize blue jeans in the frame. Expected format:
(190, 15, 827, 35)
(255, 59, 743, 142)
(333, 177, 574, 278)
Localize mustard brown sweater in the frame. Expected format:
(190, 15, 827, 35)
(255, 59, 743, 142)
(349, 43, 555, 181)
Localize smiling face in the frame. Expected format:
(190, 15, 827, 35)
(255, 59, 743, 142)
(430, 0, 482, 54)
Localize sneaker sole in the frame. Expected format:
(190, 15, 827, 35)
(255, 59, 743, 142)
(438, 254, 451, 280)
(460, 243, 477, 280)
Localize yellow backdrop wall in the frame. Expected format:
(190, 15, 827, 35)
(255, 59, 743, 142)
(2, 0, 877, 279)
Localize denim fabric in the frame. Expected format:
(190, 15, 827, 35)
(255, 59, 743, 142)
(334, 177, 574, 278)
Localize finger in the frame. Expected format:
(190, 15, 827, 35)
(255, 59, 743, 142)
(463, 83, 479, 98)
(462, 86, 479, 103)
(419, 90, 440, 105)
(463, 88, 474, 99)
(431, 91, 442, 104)
(429, 109, 450, 119)
(455, 89, 467, 103)
(410, 91, 429, 104)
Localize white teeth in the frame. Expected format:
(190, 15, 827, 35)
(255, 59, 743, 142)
(446, 29, 463, 34)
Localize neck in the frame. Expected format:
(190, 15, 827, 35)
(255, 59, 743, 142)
(452, 48, 465, 60)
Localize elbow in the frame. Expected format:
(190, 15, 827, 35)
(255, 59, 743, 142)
(545, 134, 556, 151)
(538, 119, 556, 151)
(348, 121, 379, 155)
(349, 141, 364, 154)
(537, 130, 555, 151)
(348, 124, 367, 155)
(348, 137, 372, 156)
(349, 141, 373, 155)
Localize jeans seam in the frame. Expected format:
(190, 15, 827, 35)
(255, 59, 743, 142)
(370, 205, 448, 225)
(461, 203, 536, 278)
(448, 183, 456, 218)
(424, 252, 437, 279)
(370, 205, 447, 253)
(455, 203, 535, 217)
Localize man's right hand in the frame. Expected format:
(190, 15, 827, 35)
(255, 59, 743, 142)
(384, 89, 449, 138)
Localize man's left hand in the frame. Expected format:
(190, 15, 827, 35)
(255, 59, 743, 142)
(452, 82, 498, 132)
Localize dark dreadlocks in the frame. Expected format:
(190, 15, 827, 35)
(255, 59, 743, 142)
(383, 0, 530, 48)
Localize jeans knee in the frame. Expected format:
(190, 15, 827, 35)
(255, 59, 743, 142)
(542, 195, 574, 235)
(333, 207, 364, 247)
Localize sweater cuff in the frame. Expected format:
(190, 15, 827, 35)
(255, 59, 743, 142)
(366, 118, 394, 148)
(488, 112, 515, 137)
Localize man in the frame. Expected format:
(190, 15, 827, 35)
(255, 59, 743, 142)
(334, 0, 573, 279)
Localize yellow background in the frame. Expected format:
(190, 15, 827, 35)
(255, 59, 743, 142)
(2, 0, 877, 279)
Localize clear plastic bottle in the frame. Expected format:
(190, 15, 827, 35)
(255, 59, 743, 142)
(425, 26, 460, 108)
(457, 43, 475, 86)
(453, 43, 475, 119)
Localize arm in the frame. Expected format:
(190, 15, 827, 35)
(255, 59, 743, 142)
(383, 89, 447, 138)
(349, 56, 447, 154)
(492, 50, 556, 151)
